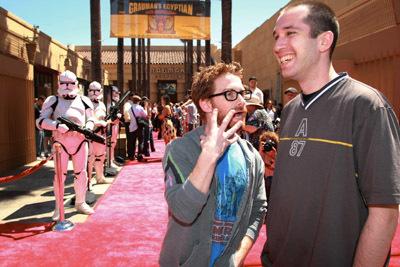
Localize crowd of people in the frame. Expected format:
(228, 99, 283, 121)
(33, 1, 400, 266)
(121, 91, 203, 161)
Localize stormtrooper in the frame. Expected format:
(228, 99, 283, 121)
(36, 70, 95, 221)
(108, 86, 122, 168)
(87, 81, 110, 189)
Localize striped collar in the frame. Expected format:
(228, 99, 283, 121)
(301, 73, 348, 110)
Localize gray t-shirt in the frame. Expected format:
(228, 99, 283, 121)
(263, 74, 400, 266)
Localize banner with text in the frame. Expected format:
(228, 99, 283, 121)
(110, 0, 210, 40)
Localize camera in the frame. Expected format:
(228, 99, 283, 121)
(263, 140, 276, 152)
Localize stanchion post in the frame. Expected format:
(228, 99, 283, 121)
(53, 144, 75, 231)
(56, 144, 65, 222)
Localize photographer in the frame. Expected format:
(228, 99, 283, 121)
(259, 131, 279, 202)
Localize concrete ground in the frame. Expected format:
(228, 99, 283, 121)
(0, 157, 122, 224)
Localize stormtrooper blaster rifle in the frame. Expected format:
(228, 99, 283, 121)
(57, 116, 106, 145)
(105, 90, 131, 121)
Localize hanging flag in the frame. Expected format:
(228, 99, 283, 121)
(110, 0, 210, 40)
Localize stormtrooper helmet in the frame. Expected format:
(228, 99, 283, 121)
(58, 70, 79, 98)
(88, 81, 103, 101)
(111, 86, 120, 102)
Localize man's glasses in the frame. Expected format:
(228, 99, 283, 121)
(208, 89, 252, 101)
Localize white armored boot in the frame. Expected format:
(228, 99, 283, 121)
(95, 156, 110, 184)
(75, 202, 95, 215)
(74, 173, 95, 215)
(52, 209, 60, 221)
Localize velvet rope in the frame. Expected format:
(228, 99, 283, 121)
(0, 154, 54, 184)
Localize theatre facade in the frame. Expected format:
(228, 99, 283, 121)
(76, 44, 219, 104)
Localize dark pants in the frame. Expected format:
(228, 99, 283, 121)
(125, 123, 135, 159)
(132, 126, 144, 159)
(143, 125, 155, 155)
(158, 120, 163, 140)
(176, 118, 182, 136)
(35, 128, 44, 157)
(143, 125, 150, 155)
(149, 128, 155, 151)
(188, 123, 196, 132)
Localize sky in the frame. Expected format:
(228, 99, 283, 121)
(0, 0, 290, 48)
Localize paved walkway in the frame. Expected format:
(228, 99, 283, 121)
(0, 157, 122, 224)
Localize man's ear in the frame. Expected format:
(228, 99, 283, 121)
(199, 98, 213, 113)
(318, 31, 334, 54)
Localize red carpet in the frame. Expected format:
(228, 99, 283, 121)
(0, 132, 399, 266)
(389, 220, 400, 266)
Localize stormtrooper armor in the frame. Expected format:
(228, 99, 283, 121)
(36, 71, 95, 221)
(57, 70, 80, 98)
(87, 81, 110, 189)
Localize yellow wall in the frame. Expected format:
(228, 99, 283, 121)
(0, 54, 35, 172)
(0, 8, 92, 81)
(0, 7, 99, 173)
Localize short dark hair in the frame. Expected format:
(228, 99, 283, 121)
(283, 1, 339, 58)
(37, 95, 46, 101)
(161, 94, 170, 105)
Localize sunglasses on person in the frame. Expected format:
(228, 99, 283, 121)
(208, 89, 252, 101)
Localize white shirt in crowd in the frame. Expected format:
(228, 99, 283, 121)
(252, 87, 264, 105)
(128, 103, 147, 132)
(266, 108, 275, 121)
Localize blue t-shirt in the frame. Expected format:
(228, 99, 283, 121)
(210, 142, 247, 266)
